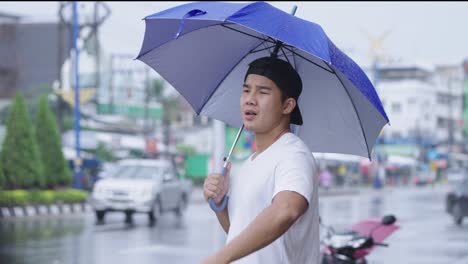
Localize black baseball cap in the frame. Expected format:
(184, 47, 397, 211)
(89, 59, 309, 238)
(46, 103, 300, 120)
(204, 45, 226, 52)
(244, 57, 303, 125)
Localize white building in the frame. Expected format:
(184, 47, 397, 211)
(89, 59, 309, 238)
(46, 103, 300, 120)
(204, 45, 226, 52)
(374, 61, 464, 148)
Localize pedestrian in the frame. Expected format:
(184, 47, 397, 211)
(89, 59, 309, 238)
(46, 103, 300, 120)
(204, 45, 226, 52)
(320, 167, 332, 191)
(202, 57, 319, 264)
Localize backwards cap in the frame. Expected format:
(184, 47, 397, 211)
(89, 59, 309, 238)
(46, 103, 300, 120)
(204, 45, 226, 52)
(245, 57, 303, 125)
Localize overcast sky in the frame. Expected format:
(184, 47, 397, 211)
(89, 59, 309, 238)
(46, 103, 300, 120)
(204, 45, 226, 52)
(2, 1, 468, 67)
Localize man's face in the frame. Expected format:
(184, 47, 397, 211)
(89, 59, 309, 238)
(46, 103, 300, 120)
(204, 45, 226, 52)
(240, 74, 286, 133)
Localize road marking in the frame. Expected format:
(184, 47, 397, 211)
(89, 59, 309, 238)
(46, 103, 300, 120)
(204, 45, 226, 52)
(1, 208, 10, 217)
(13, 207, 24, 217)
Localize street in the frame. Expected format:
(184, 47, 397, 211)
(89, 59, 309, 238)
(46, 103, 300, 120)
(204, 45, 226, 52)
(1, 185, 467, 264)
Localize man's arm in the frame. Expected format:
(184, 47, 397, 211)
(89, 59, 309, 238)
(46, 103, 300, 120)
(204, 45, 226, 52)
(208, 190, 308, 263)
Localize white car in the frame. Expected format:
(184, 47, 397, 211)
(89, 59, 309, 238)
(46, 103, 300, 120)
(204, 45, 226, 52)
(90, 159, 192, 224)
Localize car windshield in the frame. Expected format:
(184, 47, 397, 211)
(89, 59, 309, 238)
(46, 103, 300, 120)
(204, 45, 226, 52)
(112, 165, 165, 180)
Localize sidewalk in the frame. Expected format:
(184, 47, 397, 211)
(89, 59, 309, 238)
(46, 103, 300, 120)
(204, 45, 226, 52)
(190, 185, 363, 204)
(189, 182, 447, 204)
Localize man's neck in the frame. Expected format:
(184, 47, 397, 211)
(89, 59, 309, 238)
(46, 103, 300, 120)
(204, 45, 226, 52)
(254, 124, 290, 155)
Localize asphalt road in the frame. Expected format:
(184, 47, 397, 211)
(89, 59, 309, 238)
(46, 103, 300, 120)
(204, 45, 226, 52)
(1, 185, 467, 264)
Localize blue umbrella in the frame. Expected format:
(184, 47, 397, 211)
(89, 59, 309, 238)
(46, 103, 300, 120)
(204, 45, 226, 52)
(136, 1, 389, 211)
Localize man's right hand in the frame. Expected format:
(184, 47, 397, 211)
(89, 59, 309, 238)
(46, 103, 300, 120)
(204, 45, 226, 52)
(203, 162, 231, 205)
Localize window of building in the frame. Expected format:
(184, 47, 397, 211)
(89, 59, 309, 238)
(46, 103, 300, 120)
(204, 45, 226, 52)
(392, 132, 402, 139)
(391, 102, 401, 113)
(408, 98, 416, 105)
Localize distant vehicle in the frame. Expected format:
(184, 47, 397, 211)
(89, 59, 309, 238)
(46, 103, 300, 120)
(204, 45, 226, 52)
(412, 164, 435, 186)
(89, 159, 192, 225)
(445, 167, 468, 225)
(96, 162, 118, 179)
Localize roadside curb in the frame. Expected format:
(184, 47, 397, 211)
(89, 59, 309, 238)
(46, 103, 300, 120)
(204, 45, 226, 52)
(0, 203, 91, 218)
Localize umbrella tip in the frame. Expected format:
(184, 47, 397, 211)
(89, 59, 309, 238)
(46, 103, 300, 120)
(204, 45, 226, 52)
(291, 5, 297, 16)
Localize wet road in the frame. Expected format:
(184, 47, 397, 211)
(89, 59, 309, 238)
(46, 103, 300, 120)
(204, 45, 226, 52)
(1, 185, 467, 264)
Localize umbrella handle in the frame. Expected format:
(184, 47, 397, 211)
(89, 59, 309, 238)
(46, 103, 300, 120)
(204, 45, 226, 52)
(208, 125, 243, 212)
(208, 167, 229, 212)
(175, 9, 207, 39)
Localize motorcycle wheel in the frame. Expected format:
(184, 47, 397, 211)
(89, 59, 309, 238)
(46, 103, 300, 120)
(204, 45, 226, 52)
(320, 254, 359, 264)
(453, 203, 463, 226)
(320, 254, 332, 264)
(357, 259, 367, 264)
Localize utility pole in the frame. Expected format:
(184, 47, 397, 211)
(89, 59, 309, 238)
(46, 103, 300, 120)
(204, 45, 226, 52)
(72, 1, 82, 189)
(463, 60, 468, 152)
(58, 2, 110, 117)
(144, 67, 150, 135)
(448, 75, 454, 153)
(94, 2, 100, 106)
(109, 54, 114, 114)
(57, 1, 70, 132)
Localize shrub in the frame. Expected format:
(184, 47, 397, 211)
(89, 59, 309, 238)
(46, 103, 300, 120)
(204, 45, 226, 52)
(54, 189, 88, 204)
(0, 189, 88, 207)
(0, 190, 29, 206)
(29, 190, 55, 205)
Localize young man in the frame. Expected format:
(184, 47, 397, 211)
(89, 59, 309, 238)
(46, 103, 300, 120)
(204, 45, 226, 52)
(202, 57, 319, 264)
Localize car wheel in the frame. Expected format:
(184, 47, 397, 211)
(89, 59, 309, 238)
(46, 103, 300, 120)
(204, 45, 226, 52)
(446, 194, 455, 213)
(175, 195, 188, 218)
(95, 210, 105, 223)
(453, 203, 463, 226)
(149, 200, 161, 224)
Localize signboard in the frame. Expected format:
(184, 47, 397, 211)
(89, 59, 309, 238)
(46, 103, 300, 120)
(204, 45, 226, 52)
(225, 126, 254, 161)
(145, 138, 157, 154)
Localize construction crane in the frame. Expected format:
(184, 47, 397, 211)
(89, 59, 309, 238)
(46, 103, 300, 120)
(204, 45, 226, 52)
(360, 28, 392, 86)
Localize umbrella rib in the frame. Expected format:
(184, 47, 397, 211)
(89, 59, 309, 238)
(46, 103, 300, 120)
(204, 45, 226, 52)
(282, 46, 334, 74)
(250, 44, 277, 54)
(330, 66, 371, 159)
(280, 46, 295, 57)
(221, 24, 275, 44)
(279, 46, 291, 65)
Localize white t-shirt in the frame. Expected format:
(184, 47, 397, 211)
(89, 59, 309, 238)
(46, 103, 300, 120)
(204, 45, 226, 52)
(226, 132, 320, 264)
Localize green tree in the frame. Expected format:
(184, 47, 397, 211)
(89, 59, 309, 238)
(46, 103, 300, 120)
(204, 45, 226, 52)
(1, 92, 44, 189)
(95, 143, 115, 162)
(176, 143, 197, 155)
(150, 79, 181, 146)
(151, 79, 179, 120)
(35, 95, 71, 188)
(151, 78, 165, 99)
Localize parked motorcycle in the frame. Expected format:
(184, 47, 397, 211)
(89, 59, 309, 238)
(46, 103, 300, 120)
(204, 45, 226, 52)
(320, 214, 399, 264)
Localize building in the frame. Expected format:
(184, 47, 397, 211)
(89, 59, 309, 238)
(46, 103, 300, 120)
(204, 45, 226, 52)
(374, 61, 465, 158)
(0, 11, 71, 99)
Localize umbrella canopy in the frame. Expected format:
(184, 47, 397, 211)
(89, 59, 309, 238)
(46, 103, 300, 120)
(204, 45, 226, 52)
(136, 1, 389, 158)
